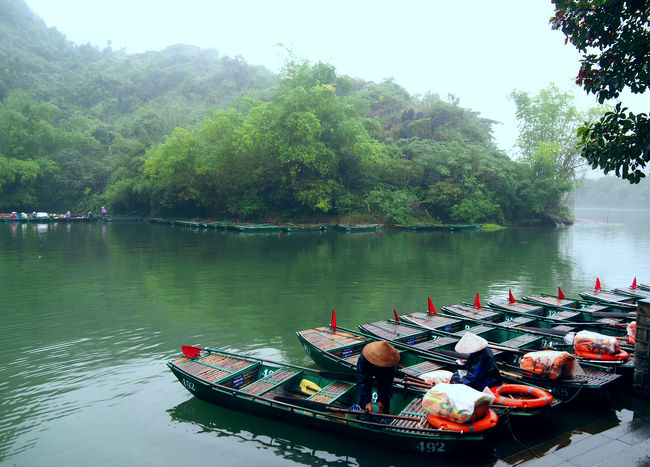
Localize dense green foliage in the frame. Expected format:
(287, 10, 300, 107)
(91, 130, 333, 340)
(0, 0, 577, 224)
(551, 0, 649, 183)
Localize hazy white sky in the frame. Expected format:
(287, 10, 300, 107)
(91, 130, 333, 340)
(24, 0, 648, 158)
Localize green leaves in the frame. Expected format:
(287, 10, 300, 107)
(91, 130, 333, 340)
(551, 0, 649, 183)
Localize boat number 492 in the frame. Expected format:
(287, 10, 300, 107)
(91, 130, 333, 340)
(415, 441, 446, 453)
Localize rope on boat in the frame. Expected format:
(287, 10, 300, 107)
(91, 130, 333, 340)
(503, 411, 541, 459)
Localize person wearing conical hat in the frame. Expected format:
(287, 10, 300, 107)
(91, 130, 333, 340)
(355, 341, 400, 414)
(450, 332, 502, 390)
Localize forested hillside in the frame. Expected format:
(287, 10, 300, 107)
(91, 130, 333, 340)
(574, 177, 650, 207)
(0, 0, 575, 224)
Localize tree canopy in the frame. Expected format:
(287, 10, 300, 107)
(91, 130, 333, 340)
(551, 0, 649, 183)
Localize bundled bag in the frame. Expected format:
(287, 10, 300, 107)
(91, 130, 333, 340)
(421, 383, 494, 424)
(573, 330, 620, 355)
(520, 350, 575, 380)
(419, 369, 453, 385)
(627, 321, 636, 345)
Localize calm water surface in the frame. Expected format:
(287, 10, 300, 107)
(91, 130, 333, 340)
(1, 208, 649, 466)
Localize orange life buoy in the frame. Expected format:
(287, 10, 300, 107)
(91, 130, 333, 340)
(574, 348, 629, 361)
(427, 409, 498, 433)
(490, 384, 553, 408)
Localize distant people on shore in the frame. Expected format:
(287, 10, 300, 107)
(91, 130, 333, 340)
(101, 206, 107, 217)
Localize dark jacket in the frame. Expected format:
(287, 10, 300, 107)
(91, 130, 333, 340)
(450, 347, 502, 390)
(355, 353, 395, 408)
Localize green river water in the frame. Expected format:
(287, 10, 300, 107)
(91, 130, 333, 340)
(1, 207, 649, 466)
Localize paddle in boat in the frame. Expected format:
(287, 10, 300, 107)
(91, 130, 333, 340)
(167, 345, 491, 455)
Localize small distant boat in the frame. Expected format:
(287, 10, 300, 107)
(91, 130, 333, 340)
(336, 223, 382, 232)
(281, 223, 327, 232)
(393, 224, 481, 231)
(168, 346, 489, 455)
(235, 223, 283, 233)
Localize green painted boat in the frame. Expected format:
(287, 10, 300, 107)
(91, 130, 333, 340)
(578, 289, 637, 309)
(359, 317, 621, 402)
(393, 224, 481, 231)
(424, 304, 634, 376)
(486, 298, 633, 342)
(613, 285, 650, 300)
(639, 282, 650, 291)
(168, 346, 488, 455)
(0, 215, 97, 223)
(235, 223, 283, 232)
(281, 223, 327, 232)
(297, 324, 560, 415)
(336, 223, 382, 232)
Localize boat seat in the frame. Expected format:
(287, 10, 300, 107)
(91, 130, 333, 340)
(401, 360, 442, 379)
(239, 367, 302, 396)
(549, 310, 581, 321)
(453, 325, 493, 337)
(500, 316, 536, 328)
(307, 381, 356, 404)
(551, 325, 575, 333)
(499, 333, 542, 349)
(390, 398, 428, 430)
(412, 336, 457, 352)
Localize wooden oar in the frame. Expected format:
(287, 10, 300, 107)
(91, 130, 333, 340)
(273, 396, 423, 421)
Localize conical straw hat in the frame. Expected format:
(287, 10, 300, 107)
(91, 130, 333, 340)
(362, 341, 400, 367)
(454, 332, 488, 354)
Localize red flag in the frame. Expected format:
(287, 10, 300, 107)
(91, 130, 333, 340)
(595, 278, 602, 290)
(474, 292, 482, 309)
(508, 290, 516, 304)
(558, 287, 566, 298)
(181, 345, 202, 359)
(331, 310, 337, 332)
(632, 277, 637, 289)
(394, 309, 400, 322)
(427, 296, 437, 314)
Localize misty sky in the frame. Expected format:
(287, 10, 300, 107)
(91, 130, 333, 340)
(25, 0, 648, 162)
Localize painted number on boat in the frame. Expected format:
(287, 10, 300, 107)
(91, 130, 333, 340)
(406, 337, 416, 345)
(182, 379, 196, 393)
(415, 441, 446, 453)
(261, 369, 276, 378)
(341, 348, 353, 358)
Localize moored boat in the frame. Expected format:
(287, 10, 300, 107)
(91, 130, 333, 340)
(336, 223, 382, 232)
(375, 312, 623, 401)
(168, 346, 488, 455)
(297, 321, 559, 415)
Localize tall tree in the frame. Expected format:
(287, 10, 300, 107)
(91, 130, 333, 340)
(551, 0, 649, 183)
(510, 84, 585, 182)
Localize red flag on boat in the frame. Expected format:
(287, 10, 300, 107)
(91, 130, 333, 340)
(394, 309, 400, 322)
(331, 310, 337, 332)
(595, 278, 602, 290)
(508, 290, 516, 303)
(181, 345, 202, 359)
(632, 277, 637, 289)
(427, 296, 437, 314)
(474, 292, 482, 309)
(558, 287, 566, 298)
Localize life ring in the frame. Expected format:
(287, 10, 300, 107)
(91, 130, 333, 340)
(574, 349, 629, 361)
(490, 384, 553, 408)
(427, 409, 498, 433)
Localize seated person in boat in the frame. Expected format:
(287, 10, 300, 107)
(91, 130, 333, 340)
(450, 332, 502, 390)
(356, 341, 400, 414)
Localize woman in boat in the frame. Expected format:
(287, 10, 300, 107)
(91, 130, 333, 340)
(355, 341, 400, 414)
(450, 332, 502, 390)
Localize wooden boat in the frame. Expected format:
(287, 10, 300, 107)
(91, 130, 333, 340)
(235, 223, 283, 232)
(336, 223, 382, 232)
(168, 346, 489, 455)
(486, 297, 632, 342)
(297, 323, 559, 415)
(520, 293, 635, 317)
(578, 286, 637, 309)
(639, 282, 650, 291)
(614, 285, 650, 300)
(281, 223, 327, 232)
(402, 305, 634, 377)
(386, 313, 623, 400)
(392, 223, 481, 231)
(0, 215, 97, 223)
